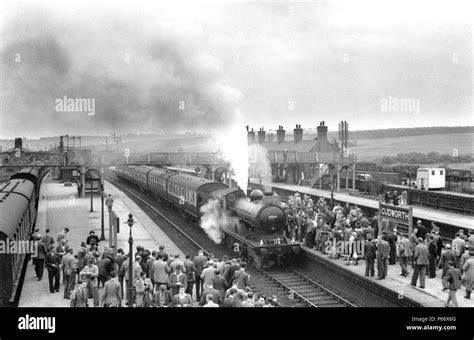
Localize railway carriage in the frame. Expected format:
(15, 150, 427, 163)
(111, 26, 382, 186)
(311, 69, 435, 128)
(0, 167, 47, 306)
(0, 180, 36, 306)
(167, 174, 227, 217)
(147, 168, 176, 201)
(131, 166, 154, 191)
(115, 165, 140, 184)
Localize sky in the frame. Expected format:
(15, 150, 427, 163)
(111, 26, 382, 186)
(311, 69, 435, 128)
(0, 0, 472, 138)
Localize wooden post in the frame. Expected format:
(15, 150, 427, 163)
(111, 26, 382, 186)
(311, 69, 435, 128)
(108, 210, 113, 247)
(378, 202, 382, 237)
(352, 166, 356, 190)
(408, 206, 413, 237)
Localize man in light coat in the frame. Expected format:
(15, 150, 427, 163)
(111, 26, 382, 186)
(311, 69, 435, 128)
(411, 238, 429, 289)
(375, 234, 390, 280)
(398, 233, 412, 277)
(62, 248, 76, 298)
(120, 256, 142, 304)
(444, 261, 462, 307)
(201, 262, 216, 290)
(452, 233, 466, 268)
(149, 254, 170, 292)
(100, 271, 122, 307)
(461, 249, 474, 299)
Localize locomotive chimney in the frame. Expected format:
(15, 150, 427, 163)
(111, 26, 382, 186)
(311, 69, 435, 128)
(317, 121, 328, 151)
(293, 124, 303, 143)
(276, 125, 286, 144)
(257, 128, 266, 144)
(247, 128, 255, 143)
(14, 138, 23, 150)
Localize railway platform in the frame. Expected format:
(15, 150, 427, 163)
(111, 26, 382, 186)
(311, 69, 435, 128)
(301, 246, 474, 308)
(251, 180, 473, 230)
(18, 174, 186, 307)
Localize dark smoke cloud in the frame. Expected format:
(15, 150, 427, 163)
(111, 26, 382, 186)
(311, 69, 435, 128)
(0, 5, 241, 138)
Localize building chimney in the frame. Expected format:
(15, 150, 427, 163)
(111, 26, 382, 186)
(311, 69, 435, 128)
(14, 138, 23, 150)
(317, 121, 328, 151)
(276, 125, 286, 143)
(293, 124, 303, 143)
(257, 128, 266, 144)
(247, 128, 255, 143)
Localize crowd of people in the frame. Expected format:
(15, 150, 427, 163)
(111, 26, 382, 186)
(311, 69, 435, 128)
(30, 229, 280, 307)
(27, 190, 474, 308)
(384, 190, 408, 206)
(280, 191, 474, 307)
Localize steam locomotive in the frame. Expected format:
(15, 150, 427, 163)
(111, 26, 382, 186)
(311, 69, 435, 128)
(0, 167, 49, 306)
(113, 165, 301, 268)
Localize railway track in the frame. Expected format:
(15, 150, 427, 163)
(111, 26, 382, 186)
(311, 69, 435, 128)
(106, 174, 357, 307)
(262, 268, 356, 307)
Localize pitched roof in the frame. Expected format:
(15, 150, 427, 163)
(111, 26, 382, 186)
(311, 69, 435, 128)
(255, 139, 339, 153)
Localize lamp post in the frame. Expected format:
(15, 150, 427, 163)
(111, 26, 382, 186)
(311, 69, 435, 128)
(89, 181, 94, 212)
(100, 185, 105, 241)
(127, 213, 134, 308)
(105, 195, 114, 246)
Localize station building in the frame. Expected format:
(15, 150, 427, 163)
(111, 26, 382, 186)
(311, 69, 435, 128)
(248, 122, 355, 190)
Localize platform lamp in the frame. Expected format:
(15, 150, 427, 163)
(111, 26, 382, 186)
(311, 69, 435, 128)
(126, 213, 135, 308)
(89, 181, 94, 212)
(100, 184, 105, 241)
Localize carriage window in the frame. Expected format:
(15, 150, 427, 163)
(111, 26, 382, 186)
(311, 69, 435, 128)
(431, 170, 435, 175)
(440, 170, 444, 175)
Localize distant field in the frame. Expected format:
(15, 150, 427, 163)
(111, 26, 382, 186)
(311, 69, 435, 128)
(417, 162, 474, 171)
(351, 133, 473, 161)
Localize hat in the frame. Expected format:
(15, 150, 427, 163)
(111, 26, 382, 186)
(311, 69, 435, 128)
(417, 220, 422, 224)
(417, 237, 423, 243)
(445, 244, 451, 249)
(89, 231, 95, 235)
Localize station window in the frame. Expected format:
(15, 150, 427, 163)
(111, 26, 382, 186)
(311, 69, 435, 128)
(440, 170, 444, 175)
(431, 170, 435, 175)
